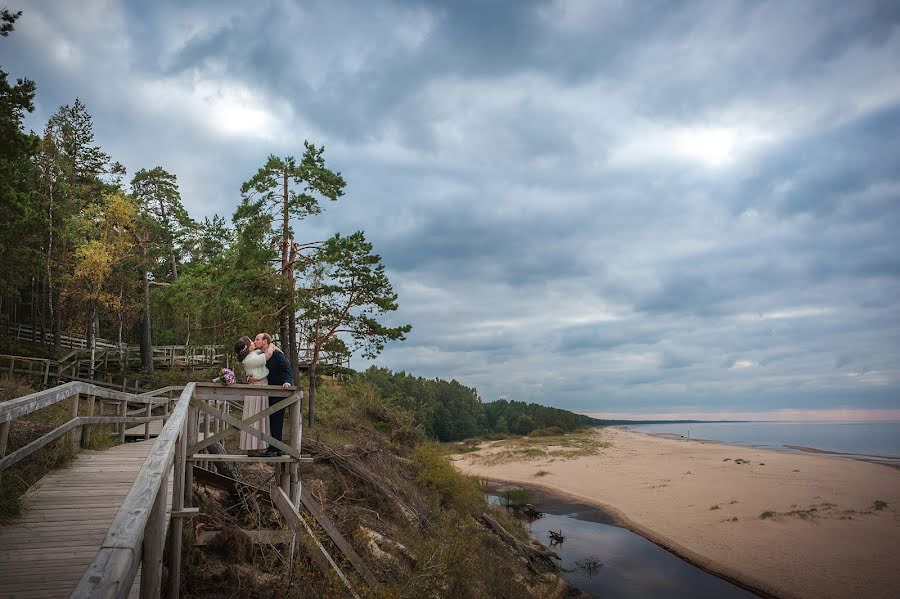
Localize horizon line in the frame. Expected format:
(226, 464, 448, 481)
(582, 408, 900, 423)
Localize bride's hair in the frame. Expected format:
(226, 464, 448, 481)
(233, 336, 252, 361)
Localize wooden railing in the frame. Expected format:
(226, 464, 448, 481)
(0, 382, 176, 475)
(3, 320, 228, 369)
(2, 320, 118, 349)
(70, 383, 194, 599)
(0, 353, 155, 392)
(5, 319, 351, 372)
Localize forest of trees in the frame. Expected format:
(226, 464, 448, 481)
(361, 367, 602, 442)
(0, 10, 410, 425)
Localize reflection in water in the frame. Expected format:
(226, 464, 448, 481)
(487, 488, 759, 598)
(575, 555, 604, 578)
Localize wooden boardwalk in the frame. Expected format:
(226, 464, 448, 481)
(0, 439, 172, 599)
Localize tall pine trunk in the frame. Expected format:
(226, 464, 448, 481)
(307, 357, 318, 428)
(280, 168, 291, 356)
(140, 268, 153, 376)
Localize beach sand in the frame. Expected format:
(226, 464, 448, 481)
(453, 427, 900, 599)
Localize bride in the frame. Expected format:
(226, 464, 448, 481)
(233, 335, 278, 452)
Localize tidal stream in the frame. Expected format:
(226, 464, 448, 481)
(486, 484, 760, 598)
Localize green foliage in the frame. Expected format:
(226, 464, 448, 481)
(130, 166, 196, 280)
(529, 426, 565, 437)
(397, 511, 533, 599)
(362, 367, 595, 443)
(303, 232, 412, 361)
(497, 488, 534, 508)
(414, 443, 484, 516)
(1, 8, 22, 36)
(0, 15, 40, 299)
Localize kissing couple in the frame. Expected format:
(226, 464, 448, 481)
(233, 333, 294, 457)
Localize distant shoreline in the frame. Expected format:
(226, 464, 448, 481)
(618, 424, 900, 469)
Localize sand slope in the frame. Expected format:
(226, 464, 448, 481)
(454, 428, 900, 599)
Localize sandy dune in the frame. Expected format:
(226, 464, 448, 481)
(454, 427, 900, 599)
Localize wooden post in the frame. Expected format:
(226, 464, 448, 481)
(202, 405, 211, 470)
(280, 463, 290, 496)
(185, 404, 197, 506)
(170, 413, 188, 599)
(69, 392, 80, 452)
(140, 471, 168, 599)
(0, 420, 10, 486)
(118, 400, 126, 444)
(81, 394, 96, 447)
(144, 399, 152, 440)
(289, 390, 303, 506)
(43, 360, 49, 387)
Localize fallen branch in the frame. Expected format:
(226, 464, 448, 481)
(302, 437, 425, 528)
(481, 513, 560, 571)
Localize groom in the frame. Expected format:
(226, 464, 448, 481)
(254, 333, 294, 457)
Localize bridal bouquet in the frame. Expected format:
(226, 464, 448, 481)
(213, 367, 236, 385)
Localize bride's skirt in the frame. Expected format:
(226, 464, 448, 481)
(240, 379, 270, 450)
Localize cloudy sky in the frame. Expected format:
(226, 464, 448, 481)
(5, 1, 900, 419)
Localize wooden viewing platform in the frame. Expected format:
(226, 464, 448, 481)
(0, 381, 313, 599)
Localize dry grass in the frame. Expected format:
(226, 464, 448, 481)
(466, 428, 610, 466)
(1, 377, 77, 522)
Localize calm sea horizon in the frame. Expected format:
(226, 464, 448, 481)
(623, 421, 900, 459)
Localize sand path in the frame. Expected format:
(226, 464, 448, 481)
(454, 427, 900, 599)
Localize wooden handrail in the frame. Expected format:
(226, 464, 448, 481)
(72, 383, 195, 599)
(0, 381, 176, 472)
(0, 382, 170, 424)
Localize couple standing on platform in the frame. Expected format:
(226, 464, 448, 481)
(233, 333, 294, 457)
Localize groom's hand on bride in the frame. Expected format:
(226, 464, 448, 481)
(282, 383, 291, 389)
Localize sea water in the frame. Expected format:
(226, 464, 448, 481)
(625, 421, 900, 458)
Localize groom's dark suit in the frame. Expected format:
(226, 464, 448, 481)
(265, 350, 294, 445)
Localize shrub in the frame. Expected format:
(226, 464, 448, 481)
(529, 426, 564, 437)
(498, 488, 533, 508)
(414, 443, 484, 515)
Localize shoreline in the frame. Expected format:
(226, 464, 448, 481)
(623, 426, 900, 469)
(483, 476, 778, 599)
(455, 427, 900, 599)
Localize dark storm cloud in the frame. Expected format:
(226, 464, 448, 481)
(5, 0, 900, 416)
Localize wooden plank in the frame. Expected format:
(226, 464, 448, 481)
(189, 394, 302, 458)
(271, 486, 360, 599)
(0, 418, 79, 471)
(299, 486, 379, 588)
(193, 382, 295, 398)
(0, 381, 80, 422)
(184, 393, 296, 454)
(140, 470, 168, 598)
(187, 454, 308, 463)
(0, 438, 157, 599)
